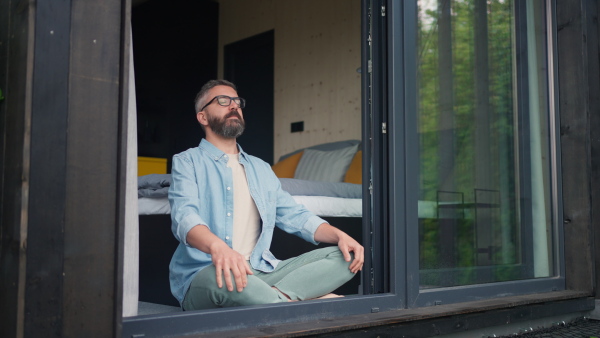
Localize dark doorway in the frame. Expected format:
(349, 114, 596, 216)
(224, 30, 275, 164)
(132, 0, 218, 171)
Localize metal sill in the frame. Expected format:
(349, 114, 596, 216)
(197, 290, 593, 337)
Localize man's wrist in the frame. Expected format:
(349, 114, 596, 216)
(207, 239, 228, 255)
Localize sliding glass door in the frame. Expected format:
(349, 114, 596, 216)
(399, 0, 563, 305)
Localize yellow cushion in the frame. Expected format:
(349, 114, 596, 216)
(343, 150, 362, 184)
(272, 151, 303, 178)
(138, 156, 167, 176)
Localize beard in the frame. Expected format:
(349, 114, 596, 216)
(207, 110, 245, 139)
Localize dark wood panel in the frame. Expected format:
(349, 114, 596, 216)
(24, 0, 71, 335)
(61, 1, 126, 337)
(0, 0, 34, 337)
(586, 0, 600, 299)
(556, 0, 595, 293)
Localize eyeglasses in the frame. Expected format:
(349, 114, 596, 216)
(200, 95, 246, 111)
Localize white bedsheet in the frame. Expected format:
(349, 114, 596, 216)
(138, 197, 171, 215)
(138, 197, 445, 219)
(292, 196, 362, 217)
(138, 196, 362, 218)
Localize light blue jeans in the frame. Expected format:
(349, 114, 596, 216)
(182, 246, 356, 310)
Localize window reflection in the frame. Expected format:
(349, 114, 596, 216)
(417, 0, 555, 288)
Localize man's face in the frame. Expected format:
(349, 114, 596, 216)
(199, 85, 245, 139)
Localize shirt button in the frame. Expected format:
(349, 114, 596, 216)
(225, 236, 230, 240)
(227, 187, 231, 190)
(227, 212, 231, 216)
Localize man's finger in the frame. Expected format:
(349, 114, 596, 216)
(215, 267, 223, 288)
(349, 246, 364, 273)
(223, 265, 235, 292)
(230, 265, 244, 292)
(244, 261, 254, 275)
(339, 244, 352, 262)
(238, 262, 250, 287)
(349, 251, 359, 272)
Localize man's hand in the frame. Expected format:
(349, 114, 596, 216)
(186, 225, 253, 292)
(336, 231, 364, 273)
(314, 223, 364, 273)
(208, 241, 253, 292)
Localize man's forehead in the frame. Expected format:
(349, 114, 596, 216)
(209, 85, 238, 96)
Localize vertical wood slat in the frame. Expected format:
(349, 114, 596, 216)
(25, 0, 71, 335)
(556, 0, 594, 292)
(585, 0, 600, 298)
(0, 0, 35, 337)
(62, 1, 126, 337)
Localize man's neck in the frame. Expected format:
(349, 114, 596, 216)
(205, 133, 238, 154)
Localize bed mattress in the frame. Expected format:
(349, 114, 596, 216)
(138, 196, 363, 218)
(138, 197, 449, 219)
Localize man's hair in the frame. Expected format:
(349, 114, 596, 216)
(194, 79, 238, 113)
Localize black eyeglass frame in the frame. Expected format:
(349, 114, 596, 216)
(200, 95, 246, 112)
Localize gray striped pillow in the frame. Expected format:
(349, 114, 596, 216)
(293, 145, 358, 182)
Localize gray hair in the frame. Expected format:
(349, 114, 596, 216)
(194, 79, 238, 113)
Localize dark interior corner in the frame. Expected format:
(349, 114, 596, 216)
(132, 0, 218, 171)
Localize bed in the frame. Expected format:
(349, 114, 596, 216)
(139, 139, 364, 217)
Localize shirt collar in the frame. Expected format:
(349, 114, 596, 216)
(199, 138, 249, 162)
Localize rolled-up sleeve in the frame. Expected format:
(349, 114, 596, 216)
(270, 170, 327, 245)
(169, 154, 208, 246)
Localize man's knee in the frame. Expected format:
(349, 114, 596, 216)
(184, 267, 286, 310)
(323, 246, 355, 264)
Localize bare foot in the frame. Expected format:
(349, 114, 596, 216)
(315, 293, 344, 299)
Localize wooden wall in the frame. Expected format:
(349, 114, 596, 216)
(1, 1, 127, 336)
(217, 0, 362, 162)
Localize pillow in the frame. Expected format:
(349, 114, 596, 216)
(271, 151, 303, 178)
(294, 145, 358, 182)
(278, 139, 361, 162)
(343, 150, 362, 184)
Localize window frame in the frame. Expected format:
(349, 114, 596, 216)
(123, 0, 567, 335)
(122, 0, 402, 335)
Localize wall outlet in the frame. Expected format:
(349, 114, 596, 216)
(291, 121, 304, 133)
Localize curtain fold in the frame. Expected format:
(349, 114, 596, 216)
(123, 28, 139, 317)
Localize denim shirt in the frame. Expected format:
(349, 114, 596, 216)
(168, 139, 326, 305)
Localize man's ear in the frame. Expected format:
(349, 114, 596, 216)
(197, 111, 208, 126)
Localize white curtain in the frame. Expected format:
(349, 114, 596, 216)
(122, 29, 139, 317)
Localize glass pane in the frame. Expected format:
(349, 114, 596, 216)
(416, 0, 555, 288)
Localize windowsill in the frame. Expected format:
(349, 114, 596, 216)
(199, 290, 592, 337)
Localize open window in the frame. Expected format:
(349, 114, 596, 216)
(127, 0, 377, 322)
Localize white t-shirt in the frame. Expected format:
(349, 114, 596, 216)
(227, 154, 261, 260)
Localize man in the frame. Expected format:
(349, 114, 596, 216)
(169, 79, 364, 310)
